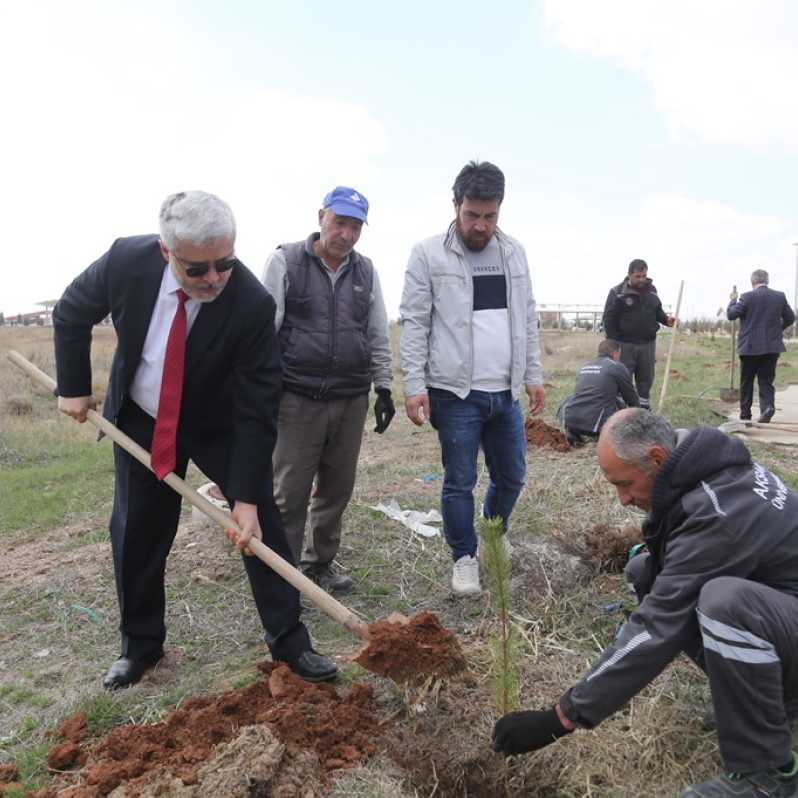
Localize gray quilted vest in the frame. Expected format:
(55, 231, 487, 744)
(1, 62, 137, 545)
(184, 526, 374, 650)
(278, 236, 373, 399)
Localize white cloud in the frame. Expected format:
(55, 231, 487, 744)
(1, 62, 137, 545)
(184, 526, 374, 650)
(502, 191, 796, 320)
(0, 2, 387, 314)
(542, 0, 798, 152)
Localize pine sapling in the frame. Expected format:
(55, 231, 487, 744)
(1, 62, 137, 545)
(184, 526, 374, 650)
(478, 515, 519, 715)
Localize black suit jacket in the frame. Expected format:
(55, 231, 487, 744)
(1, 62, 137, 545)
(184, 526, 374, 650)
(53, 234, 282, 503)
(727, 285, 796, 356)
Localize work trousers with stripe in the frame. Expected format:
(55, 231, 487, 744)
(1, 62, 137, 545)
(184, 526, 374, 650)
(698, 577, 798, 772)
(626, 557, 798, 772)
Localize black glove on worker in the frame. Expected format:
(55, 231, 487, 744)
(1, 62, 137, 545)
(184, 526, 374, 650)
(374, 388, 396, 434)
(492, 708, 572, 756)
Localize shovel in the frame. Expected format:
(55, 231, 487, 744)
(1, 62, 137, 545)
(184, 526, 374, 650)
(7, 350, 375, 640)
(720, 286, 740, 403)
(719, 419, 798, 435)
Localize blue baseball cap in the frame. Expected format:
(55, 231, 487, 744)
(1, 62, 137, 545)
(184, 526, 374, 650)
(322, 186, 369, 224)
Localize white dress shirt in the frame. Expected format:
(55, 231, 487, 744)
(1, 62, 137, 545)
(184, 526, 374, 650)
(129, 265, 201, 418)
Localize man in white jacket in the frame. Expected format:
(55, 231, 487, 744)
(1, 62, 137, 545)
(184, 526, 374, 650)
(399, 161, 544, 596)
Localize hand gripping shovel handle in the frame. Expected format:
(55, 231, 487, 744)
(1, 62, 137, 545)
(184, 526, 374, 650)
(7, 350, 370, 641)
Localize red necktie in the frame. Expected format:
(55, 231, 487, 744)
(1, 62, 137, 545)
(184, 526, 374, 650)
(150, 289, 188, 480)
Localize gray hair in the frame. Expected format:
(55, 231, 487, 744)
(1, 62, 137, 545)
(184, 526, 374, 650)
(605, 409, 677, 471)
(751, 269, 769, 286)
(158, 191, 236, 250)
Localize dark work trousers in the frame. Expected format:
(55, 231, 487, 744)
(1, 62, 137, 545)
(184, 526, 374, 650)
(564, 427, 598, 447)
(625, 556, 798, 773)
(619, 340, 656, 408)
(739, 353, 779, 419)
(110, 400, 310, 663)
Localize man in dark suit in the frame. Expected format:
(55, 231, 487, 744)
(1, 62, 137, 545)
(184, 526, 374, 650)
(727, 269, 796, 423)
(53, 190, 337, 689)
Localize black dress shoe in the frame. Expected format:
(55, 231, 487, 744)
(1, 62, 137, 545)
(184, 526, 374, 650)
(283, 650, 338, 683)
(103, 655, 161, 690)
(758, 406, 775, 423)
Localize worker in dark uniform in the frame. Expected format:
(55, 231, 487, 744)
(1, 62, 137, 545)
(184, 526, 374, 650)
(602, 259, 674, 409)
(493, 408, 798, 798)
(558, 338, 639, 446)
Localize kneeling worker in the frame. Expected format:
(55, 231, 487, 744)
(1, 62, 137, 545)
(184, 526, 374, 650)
(493, 408, 798, 797)
(559, 338, 639, 446)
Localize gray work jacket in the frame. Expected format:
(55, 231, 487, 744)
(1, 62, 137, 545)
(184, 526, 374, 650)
(561, 355, 639, 433)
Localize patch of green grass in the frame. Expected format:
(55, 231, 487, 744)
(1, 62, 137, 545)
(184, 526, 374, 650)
(769, 464, 798, 493)
(659, 396, 722, 428)
(78, 693, 133, 736)
(336, 662, 369, 686)
(0, 716, 39, 751)
(154, 686, 191, 716)
(8, 739, 51, 793)
(225, 667, 262, 691)
(0, 685, 40, 707)
(0, 441, 114, 536)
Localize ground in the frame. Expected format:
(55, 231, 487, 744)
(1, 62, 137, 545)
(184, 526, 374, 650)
(2, 326, 798, 797)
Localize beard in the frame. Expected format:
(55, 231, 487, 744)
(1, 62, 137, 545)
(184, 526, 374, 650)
(455, 217, 491, 252)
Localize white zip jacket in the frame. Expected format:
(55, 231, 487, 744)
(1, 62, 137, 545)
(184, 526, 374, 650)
(399, 225, 543, 399)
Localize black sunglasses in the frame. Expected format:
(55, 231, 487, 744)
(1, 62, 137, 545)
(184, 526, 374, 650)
(173, 254, 240, 278)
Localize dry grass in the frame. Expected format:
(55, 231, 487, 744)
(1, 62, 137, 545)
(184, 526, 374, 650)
(1, 326, 797, 796)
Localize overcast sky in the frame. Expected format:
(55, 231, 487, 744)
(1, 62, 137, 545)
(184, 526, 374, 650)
(2, 0, 797, 321)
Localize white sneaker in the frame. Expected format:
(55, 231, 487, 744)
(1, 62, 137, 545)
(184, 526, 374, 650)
(451, 555, 481, 595)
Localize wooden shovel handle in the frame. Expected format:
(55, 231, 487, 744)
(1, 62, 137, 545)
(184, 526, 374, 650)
(7, 350, 370, 641)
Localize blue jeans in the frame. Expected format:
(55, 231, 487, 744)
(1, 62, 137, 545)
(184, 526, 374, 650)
(429, 388, 527, 561)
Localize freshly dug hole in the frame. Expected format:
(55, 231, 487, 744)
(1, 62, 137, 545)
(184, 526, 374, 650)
(584, 523, 643, 573)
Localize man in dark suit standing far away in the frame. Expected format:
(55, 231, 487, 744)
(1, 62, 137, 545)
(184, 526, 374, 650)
(727, 269, 796, 423)
(53, 190, 337, 689)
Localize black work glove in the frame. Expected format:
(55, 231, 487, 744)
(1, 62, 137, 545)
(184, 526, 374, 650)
(373, 388, 395, 434)
(492, 708, 572, 756)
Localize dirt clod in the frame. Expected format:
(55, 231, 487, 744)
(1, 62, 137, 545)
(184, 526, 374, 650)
(47, 742, 85, 771)
(0, 765, 19, 785)
(525, 418, 570, 451)
(0, 765, 18, 783)
(58, 713, 87, 744)
(584, 523, 643, 573)
(356, 611, 467, 685)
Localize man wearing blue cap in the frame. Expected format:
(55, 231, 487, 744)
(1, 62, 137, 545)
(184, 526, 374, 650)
(262, 187, 393, 593)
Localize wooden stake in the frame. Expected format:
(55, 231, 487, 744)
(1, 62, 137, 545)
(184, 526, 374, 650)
(656, 280, 685, 414)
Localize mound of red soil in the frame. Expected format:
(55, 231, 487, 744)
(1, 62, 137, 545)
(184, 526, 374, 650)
(524, 418, 570, 452)
(668, 369, 687, 381)
(584, 524, 643, 573)
(32, 664, 379, 797)
(356, 611, 467, 686)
